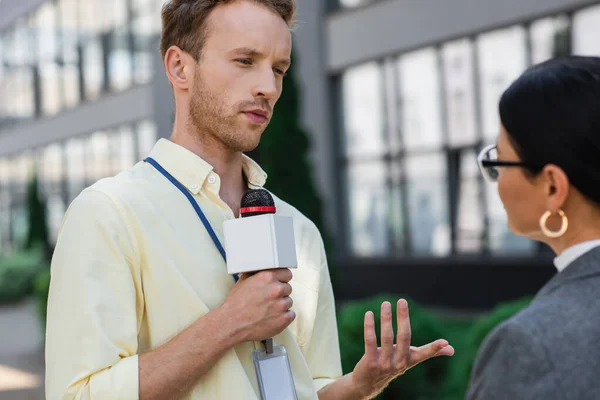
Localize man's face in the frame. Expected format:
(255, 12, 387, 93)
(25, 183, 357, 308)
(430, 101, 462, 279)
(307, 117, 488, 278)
(189, 0, 292, 152)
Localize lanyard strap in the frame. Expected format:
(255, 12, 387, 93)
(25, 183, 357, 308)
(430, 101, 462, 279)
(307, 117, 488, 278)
(144, 157, 239, 282)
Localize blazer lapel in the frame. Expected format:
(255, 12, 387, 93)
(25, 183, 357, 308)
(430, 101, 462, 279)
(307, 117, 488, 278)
(537, 246, 600, 298)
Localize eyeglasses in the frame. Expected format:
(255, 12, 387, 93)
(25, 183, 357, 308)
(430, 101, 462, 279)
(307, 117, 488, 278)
(476, 144, 534, 183)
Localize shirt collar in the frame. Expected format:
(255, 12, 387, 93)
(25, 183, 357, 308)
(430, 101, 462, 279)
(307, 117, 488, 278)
(553, 238, 600, 272)
(147, 138, 267, 194)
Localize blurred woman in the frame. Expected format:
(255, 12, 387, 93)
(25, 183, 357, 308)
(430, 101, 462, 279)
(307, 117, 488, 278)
(467, 55, 600, 400)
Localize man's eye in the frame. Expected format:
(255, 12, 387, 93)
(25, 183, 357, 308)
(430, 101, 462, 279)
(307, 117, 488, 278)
(274, 68, 287, 77)
(235, 59, 252, 65)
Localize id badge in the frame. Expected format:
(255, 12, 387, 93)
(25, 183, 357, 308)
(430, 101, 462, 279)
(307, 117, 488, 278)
(253, 344, 298, 400)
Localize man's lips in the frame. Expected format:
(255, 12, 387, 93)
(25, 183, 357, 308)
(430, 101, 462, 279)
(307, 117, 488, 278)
(243, 110, 269, 124)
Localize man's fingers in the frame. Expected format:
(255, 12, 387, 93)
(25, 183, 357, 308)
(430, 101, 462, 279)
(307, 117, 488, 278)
(379, 302, 394, 365)
(409, 340, 455, 367)
(364, 311, 377, 358)
(395, 299, 411, 351)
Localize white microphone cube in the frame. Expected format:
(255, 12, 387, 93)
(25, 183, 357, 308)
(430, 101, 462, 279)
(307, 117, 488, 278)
(223, 214, 298, 275)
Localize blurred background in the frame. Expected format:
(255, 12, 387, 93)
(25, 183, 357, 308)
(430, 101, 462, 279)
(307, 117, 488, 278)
(0, 0, 599, 398)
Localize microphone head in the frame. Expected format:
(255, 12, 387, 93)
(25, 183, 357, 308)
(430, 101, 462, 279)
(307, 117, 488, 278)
(240, 189, 276, 218)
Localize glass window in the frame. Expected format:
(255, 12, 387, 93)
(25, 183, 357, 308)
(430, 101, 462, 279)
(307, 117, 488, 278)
(530, 15, 571, 63)
(341, 62, 385, 156)
(109, 126, 136, 174)
(456, 151, 484, 253)
(405, 153, 450, 256)
(35, 3, 63, 116)
(397, 48, 444, 150)
(137, 120, 158, 159)
(104, 0, 133, 92)
(59, 0, 81, 108)
(442, 39, 478, 147)
(79, 0, 106, 100)
(390, 160, 406, 254)
(39, 144, 64, 193)
(132, 13, 156, 85)
(477, 26, 527, 140)
(65, 137, 87, 201)
(573, 5, 600, 56)
(109, 26, 133, 91)
(4, 20, 36, 123)
(87, 131, 111, 181)
(346, 161, 390, 256)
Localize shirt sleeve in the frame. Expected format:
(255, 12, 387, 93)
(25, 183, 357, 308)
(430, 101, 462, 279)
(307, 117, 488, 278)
(467, 318, 565, 400)
(304, 233, 343, 392)
(45, 189, 142, 399)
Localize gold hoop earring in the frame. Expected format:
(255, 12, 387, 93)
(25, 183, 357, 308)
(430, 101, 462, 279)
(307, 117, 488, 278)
(539, 210, 568, 238)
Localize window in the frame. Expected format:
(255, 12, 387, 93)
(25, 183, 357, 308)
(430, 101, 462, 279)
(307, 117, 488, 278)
(36, 3, 63, 116)
(477, 26, 527, 140)
(405, 153, 450, 256)
(79, 0, 106, 100)
(59, 0, 82, 108)
(341, 62, 385, 157)
(530, 15, 571, 63)
(442, 39, 478, 147)
(397, 48, 444, 150)
(573, 5, 600, 56)
(65, 137, 87, 201)
(346, 161, 390, 256)
(137, 120, 158, 159)
(455, 151, 484, 253)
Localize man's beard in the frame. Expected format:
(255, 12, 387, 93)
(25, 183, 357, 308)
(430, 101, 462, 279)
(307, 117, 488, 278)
(189, 73, 270, 153)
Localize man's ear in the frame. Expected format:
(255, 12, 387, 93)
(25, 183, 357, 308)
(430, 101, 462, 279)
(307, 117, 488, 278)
(164, 46, 195, 90)
(542, 164, 570, 212)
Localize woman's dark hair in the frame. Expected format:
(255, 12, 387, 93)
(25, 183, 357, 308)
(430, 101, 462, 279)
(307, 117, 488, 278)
(499, 55, 600, 205)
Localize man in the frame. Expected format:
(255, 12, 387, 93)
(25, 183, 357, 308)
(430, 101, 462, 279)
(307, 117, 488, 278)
(45, 1, 454, 399)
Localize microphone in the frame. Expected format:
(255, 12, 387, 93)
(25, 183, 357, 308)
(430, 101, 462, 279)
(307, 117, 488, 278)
(222, 189, 298, 353)
(223, 188, 298, 275)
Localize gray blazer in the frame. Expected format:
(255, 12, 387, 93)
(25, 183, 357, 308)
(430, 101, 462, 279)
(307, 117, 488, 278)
(467, 246, 600, 400)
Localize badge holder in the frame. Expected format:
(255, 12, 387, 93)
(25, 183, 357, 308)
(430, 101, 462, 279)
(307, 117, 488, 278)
(253, 339, 298, 400)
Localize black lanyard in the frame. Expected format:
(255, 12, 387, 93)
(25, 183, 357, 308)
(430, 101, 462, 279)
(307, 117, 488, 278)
(144, 157, 239, 282)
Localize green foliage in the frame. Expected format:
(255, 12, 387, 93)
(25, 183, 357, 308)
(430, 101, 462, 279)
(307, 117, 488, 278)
(0, 246, 46, 304)
(337, 295, 453, 399)
(34, 268, 51, 334)
(440, 295, 533, 400)
(25, 167, 51, 259)
(337, 295, 533, 400)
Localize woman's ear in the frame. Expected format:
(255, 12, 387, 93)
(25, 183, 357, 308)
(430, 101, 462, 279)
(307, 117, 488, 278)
(542, 164, 570, 211)
(164, 46, 195, 90)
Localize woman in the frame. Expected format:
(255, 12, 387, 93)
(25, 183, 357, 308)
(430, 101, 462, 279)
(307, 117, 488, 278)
(467, 55, 600, 400)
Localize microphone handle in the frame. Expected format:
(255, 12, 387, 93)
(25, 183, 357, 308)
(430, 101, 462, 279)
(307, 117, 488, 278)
(263, 338, 274, 354)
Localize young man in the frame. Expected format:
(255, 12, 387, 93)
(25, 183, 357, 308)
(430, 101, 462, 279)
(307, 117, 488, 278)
(45, 1, 454, 399)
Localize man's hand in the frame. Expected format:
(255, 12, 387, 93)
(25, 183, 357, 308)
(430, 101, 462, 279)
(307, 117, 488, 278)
(220, 268, 296, 343)
(351, 299, 455, 399)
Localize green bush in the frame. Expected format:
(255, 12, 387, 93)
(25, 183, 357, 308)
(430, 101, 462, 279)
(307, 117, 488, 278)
(0, 246, 46, 304)
(440, 296, 533, 400)
(337, 294, 533, 400)
(34, 268, 51, 334)
(337, 295, 452, 399)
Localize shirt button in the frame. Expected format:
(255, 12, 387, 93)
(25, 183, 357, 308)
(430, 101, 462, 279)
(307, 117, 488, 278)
(190, 183, 199, 190)
(208, 176, 216, 184)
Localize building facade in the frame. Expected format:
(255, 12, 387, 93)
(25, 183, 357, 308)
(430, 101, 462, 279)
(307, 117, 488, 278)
(1, 0, 599, 308)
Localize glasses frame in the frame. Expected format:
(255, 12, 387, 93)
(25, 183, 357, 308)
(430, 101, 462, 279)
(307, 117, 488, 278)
(477, 144, 533, 182)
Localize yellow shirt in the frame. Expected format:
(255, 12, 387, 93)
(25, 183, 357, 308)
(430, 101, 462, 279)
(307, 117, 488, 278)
(45, 138, 343, 399)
